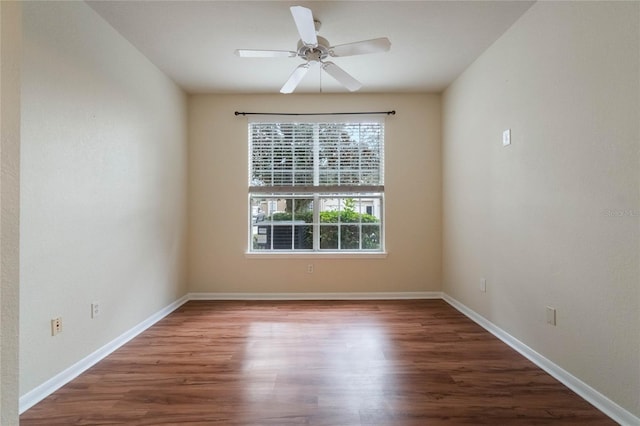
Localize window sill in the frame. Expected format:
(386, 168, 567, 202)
(244, 251, 388, 259)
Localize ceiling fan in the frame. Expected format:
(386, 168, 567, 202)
(234, 6, 391, 94)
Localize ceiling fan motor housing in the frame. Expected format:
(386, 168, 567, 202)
(297, 36, 331, 62)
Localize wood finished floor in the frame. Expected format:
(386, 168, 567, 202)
(20, 300, 614, 425)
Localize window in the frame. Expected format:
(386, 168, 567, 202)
(249, 117, 384, 253)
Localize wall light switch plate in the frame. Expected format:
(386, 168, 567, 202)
(503, 129, 511, 146)
(546, 306, 557, 326)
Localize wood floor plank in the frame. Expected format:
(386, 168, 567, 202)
(20, 300, 615, 425)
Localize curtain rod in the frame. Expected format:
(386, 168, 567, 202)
(234, 110, 395, 116)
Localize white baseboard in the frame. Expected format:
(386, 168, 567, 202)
(442, 293, 639, 426)
(188, 291, 443, 300)
(19, 294, 190, 414)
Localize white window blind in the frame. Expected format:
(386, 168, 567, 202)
(249, 118, 384, 193)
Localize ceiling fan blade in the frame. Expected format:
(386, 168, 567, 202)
(280, 63, 311, 94)
(322, 62, 362, 92)
(290, 6, 318, 47)
(330, 37, 391, 57)
(235, 49, 297, 58)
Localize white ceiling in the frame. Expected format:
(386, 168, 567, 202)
(87, 1, 535, 94)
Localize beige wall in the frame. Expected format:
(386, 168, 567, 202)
(20, 1, 188, 396)
(1, 2, 21, 424)
(188, 93, 441, 294)
(442, 1, 639, 417)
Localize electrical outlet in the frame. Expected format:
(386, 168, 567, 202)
(91, 302, 100, 319)
(546, 306, 557, 326)
(51, 317, 62, 336)
(480, 278, 487, 293)
(307, 264, 314, 273)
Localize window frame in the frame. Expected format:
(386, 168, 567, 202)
(247, 116, 385, 255)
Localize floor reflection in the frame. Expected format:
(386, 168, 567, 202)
(241, 316, 394, 415)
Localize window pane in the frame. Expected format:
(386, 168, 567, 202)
(252, 194, 382, 252)
(316, 122, 383, 187)
(251, 123, 315, 188)
(320, 225, 338, 249)
(271, 223, 293, 249)
(362, 224, 381, 250)
(341, 198, 359, 223)
(294, 225, 313, 249)
(292, 198, 313, 222)
(251, 197, 269, 250)
(340, 225, 360, 250)
(292, 198, 313, 249)
(320, 198, 340, 223)
(251, 196, 316, 251)
(253, 224, 271, 250)
(292, 124, 313, 185)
